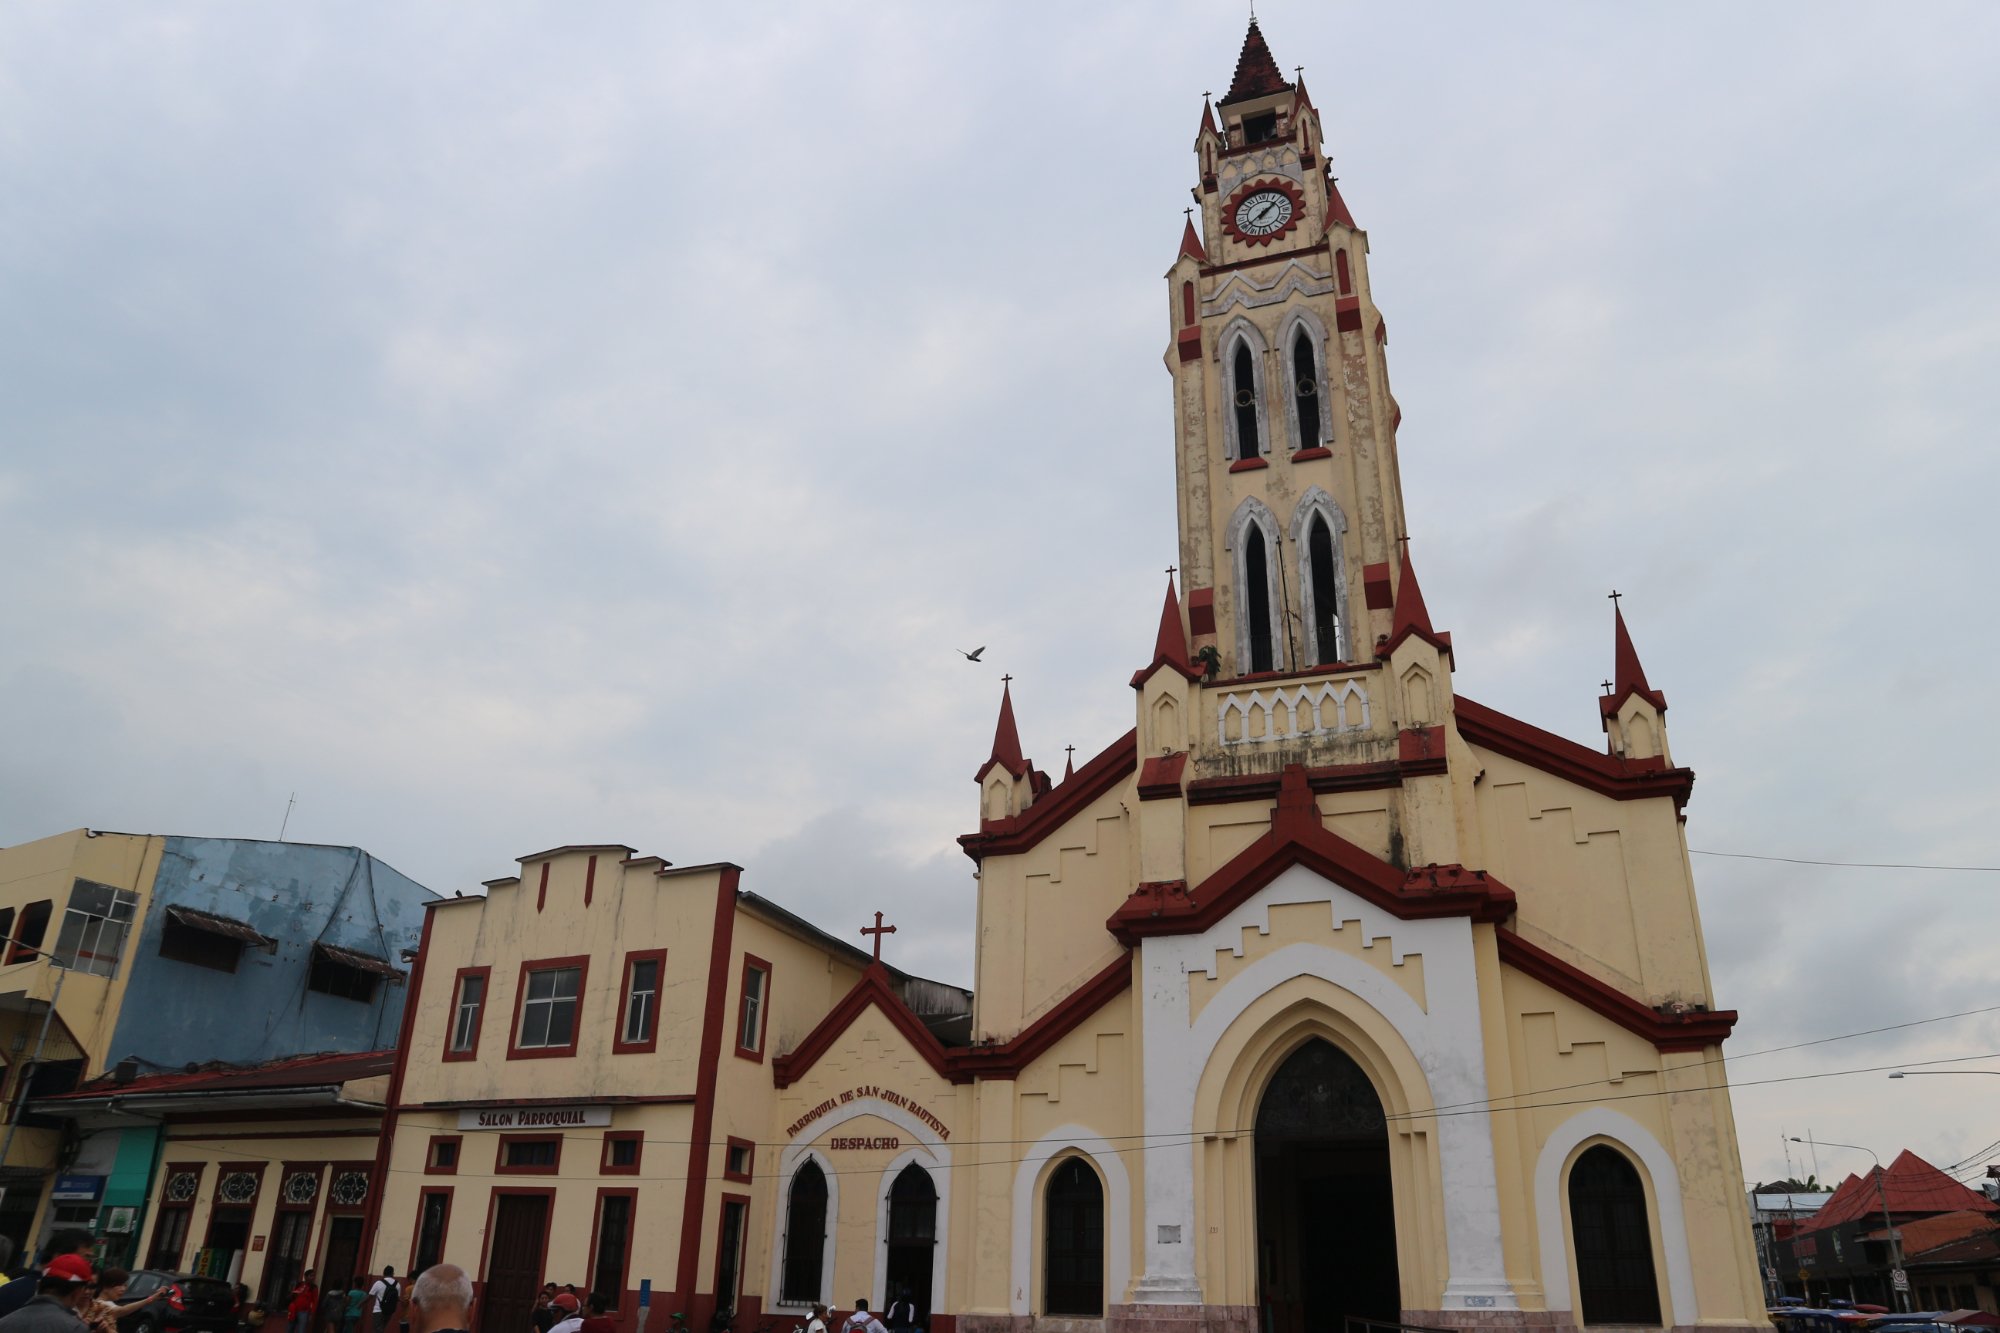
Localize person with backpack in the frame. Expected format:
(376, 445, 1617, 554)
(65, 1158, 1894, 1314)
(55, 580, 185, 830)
(368, 1269, 400, 1333)
(884, 1291, 917, 1333)
(838, 1301, 886, 1333)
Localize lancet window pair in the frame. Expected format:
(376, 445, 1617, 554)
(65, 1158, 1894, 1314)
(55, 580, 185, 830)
(1226, 325, 1328, 462)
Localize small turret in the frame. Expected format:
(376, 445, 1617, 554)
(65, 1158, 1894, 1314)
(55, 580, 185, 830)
(976, 680, 1038, 824)
(1600, 604, 1671, 765)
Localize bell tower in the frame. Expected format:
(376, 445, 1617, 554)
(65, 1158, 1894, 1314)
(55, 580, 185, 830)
(1166, 19, 1409, 686)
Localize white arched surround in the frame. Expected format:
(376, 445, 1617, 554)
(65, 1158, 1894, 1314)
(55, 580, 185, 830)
(1534, 1108, 1696, 1327)
(768, 1149, 839, 1311)
(1288, 487, 1350, 665)
(769, 1099, 952, 1312)
(1276, 308, 1333, 451)
(1008, 1127, 1133, 1317)
(1215, 317, 1271, 463)
(1223, 495, 1285, 676)
(1130, 865, 1519, 1313)
(872, 1149, 952, 1318)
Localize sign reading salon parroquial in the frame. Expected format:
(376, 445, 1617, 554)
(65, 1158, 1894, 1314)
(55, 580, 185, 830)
(458, 1104, 613, 1131)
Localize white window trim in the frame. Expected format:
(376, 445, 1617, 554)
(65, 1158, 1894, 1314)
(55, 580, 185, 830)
(1289, 487, 1350, 665)
(450, 976, 484, 1052)
(1277, 309, 1333, 451)
(622, 960, 659, 1045)
(1215, 318, 1270, 463)
(1224, 495, 1285, 675)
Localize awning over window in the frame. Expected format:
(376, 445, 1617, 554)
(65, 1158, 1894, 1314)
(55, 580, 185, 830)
(313, 942, 404, 979)
(165, 906, 277, 950)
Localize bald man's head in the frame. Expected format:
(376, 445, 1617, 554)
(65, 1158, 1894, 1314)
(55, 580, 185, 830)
(408, 1266, 472, 1333)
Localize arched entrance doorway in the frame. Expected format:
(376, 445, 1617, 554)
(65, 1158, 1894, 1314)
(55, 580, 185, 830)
(1568, 1145, 1661, 1326)
(884, 1163, 937, 1322)
(1255, 1038, 1400, 1333)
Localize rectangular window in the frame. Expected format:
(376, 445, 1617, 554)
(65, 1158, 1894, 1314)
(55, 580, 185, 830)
(714, 1197, 749, 1314)
(158, 917, 243, 972)
(148, 1207, 192, 1271)
(601, 1132, 642, 1176)
(412, 1190, 451, 1275)
(589, 1191, 635, 1308)
(53, 879, 139, 978)
(723, 1137, 754, 1183)
(615, 950, 666, 1052)
(309, 952, 381, 1004)
(426, 1136, 461, 1174)
(512, 958, 586, 1057)
(497, 1136, 561, 1174)
(735, 956, 771, 1060)
(7, 900, 51, 965)
(445, 967, 490, 1061)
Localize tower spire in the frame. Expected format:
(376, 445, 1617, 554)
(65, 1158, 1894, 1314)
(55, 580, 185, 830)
(1383, 544, 1452, 659)
(1132, 571, 1202, 687)
(1604, 605, 1668, 714)
(1222, 17, 1290, 105)
(977, 678, 1030, 781)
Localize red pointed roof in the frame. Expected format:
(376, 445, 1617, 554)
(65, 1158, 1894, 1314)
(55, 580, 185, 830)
(975, 680, 1030, 782)
(1601, 605, 1669, 719)
(1132, 573, 1203, 688)
(1293, 73, 1314, 112)
(1196, 97, 1220, 141)
(1221, 19, 1290, 106)
(1805, 1151, 1996, 1232)
(1324, 176, 1357, 229)
(1177, 216, 1208, 264)
(1383, 546, 1452, 658)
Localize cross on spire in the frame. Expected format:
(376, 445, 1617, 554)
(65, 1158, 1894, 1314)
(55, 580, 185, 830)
(1066, 744, 1076, 763)
(1608, 589, 1622, 606)
(1601, 679, 1614, 695)
(1001, 673, 1013, 685)
(1166, 564, 1177, 577)
(860, 911, 897, 964)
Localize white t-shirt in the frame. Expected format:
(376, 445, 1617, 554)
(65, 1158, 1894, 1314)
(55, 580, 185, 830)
(805, 1320, 828, 1333)
(549, 1317, 584, 1333)
(368, 1280, 397, 1315)
(841, 1315, 887, 1333)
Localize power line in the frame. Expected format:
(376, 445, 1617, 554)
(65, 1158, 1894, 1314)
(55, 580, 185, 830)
(1691, 849, 2000, 873)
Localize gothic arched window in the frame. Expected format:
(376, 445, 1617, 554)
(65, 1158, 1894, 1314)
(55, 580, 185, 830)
(1231, 341, 1262, 460)
(1243, 524, 1276, 674)
(780, 1160, 829, 1304)
(1569, 1145, 1662, 1327)
(1043, 1157, 1103, 1318)
(1306, 514, 1341, 664)
(1291, 327, 1322, 449)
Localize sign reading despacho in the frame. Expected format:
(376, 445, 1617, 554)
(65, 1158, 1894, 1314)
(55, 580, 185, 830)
(458, 1104, 613, 1131)
(786, 1085, 951, 1141)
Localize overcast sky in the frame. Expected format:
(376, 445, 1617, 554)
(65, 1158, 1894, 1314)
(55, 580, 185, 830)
(4, 2, 1999, 1189)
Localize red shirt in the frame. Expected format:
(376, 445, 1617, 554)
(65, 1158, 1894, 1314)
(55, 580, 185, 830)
(579, 1319, 616, 1333)
(287, 1285, 319, 1318)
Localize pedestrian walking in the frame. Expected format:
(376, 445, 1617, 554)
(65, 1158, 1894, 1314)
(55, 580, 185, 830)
(839, 1301, 886, 1333)
(287, 1272, 320, 1333)
(0, 1254, 99, 1333)
(804, 1306, 828, 1333)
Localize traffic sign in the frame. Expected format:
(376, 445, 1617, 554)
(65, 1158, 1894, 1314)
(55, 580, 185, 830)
(1892, 1269, 1910, 1293)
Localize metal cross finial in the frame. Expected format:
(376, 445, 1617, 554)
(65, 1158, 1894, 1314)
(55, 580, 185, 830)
(860, 911, 897, 964)
(1296, 66, 1304, 79)
(1001, 673, 1012, 685)
(1166, 564, 1177, 578)
(1065, 744, 1076, 764)
(1183, 206, 1193, 219)
(1601, 679, 1614, 695)
(1203, 90, 1212, 102)
(1608, 589, 1622, 606)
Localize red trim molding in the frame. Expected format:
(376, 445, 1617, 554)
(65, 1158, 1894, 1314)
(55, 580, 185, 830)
(1228, 456, 1269, 473)
(960, 729, 1137, 862)
(1495, 928, 1736, 1052)
(601, 1131, 643, 1176)
(424, 1134, 461, 1176)
(442, 965, 490, 1063)
(734, 954, 773, 1062)
(1291, 447, 1332, 462)
(612, 948, 669, 1055)
(775, 953, 1134, 1089)
(505, 954, 591, 1061)
(1456, 696, 1695, 806)
(1138, 752, 1189, 801)
(1108, 765, 1515, 943)
(674, 868, 741, 1302)
(494, 1132, 562, 1175)
(361, 903, 433, 1269)
(722, 1136, 756, 1184)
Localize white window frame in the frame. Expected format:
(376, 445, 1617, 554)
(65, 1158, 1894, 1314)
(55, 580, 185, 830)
(450, 973, 485, 1053)
(622, 957, 660, 1046)
(738, 964, 768, 1053)
(517, 966, 581, 1049)
(54, 880, 138, 978)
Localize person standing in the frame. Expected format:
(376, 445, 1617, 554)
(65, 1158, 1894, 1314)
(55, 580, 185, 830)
(80, 1269, 163, 1333)
(884, 1291, 916, 1333)
(367, 1268, 400, 1333)
(0, 1254, 98, 1333)
(0, 1233, 96, 1322)
(838, 1301, 886, 1333)
(286, 1270, 319, 1333)
(342, 1281, 367, 1333)
(546, 1295, 582, 1333)
(404, 1267, 472, 1333)
(575, 1294, 614, 1333)
(804, 1305, 829, 1333)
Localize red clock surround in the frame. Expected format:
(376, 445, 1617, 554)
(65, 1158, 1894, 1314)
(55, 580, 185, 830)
(1221, 177, 1307, 248)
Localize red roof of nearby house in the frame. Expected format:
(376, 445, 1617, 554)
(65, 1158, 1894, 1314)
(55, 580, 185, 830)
(1807, 1151, 1997, 1232)
(48, 1049, 394, 1101)
(1866, 1209, 1995, 1256)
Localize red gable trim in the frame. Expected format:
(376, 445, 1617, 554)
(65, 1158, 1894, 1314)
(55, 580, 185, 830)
(1456, 696, 1694, 806)
(1494, 928, 1735, 1052)
(773, 963, 960, 1089)
(960, 729, 1137, 861)
(1107, 766, 1514, 943)
(772, 954, 1134, 1091)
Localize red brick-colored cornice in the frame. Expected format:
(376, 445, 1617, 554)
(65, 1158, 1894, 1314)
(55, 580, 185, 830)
(1455, 696, 1693, 806)
(1494, 928, 1735, 1052)
(960, 729, 1137, 861)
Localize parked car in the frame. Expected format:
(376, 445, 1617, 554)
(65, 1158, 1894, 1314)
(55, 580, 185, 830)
(116, 1272, 239, 1333)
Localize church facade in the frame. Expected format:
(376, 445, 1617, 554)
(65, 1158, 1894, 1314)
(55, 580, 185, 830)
(363, 21, 1766, 1333)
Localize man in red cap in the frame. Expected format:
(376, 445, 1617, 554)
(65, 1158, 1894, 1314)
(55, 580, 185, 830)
(0, 1253, 96, 1333)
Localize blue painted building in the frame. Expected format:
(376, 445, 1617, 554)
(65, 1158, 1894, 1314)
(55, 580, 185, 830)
(0, 828, 436, 1267)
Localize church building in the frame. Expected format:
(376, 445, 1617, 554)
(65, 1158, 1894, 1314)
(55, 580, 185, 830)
(366, 21, 1766, 1333)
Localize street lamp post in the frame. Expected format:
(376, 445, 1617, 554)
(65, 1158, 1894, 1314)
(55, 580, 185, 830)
(1791, 1137, 1908, 1313)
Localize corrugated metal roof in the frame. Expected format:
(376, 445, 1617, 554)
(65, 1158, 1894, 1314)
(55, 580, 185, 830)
(314, 942, 403, 978)
(165, 906, 277, 948)
(1807, 1151, 1997, 1232)
(47, 1049, 394, 1100)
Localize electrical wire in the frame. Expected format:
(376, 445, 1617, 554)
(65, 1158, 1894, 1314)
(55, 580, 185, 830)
(1690, 850, 2000, 872)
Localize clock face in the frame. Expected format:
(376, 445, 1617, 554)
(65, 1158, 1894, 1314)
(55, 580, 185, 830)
(1234, 189, 1294, 238)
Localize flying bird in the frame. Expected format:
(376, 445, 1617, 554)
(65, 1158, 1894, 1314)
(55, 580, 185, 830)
(960, 646, 986, 662)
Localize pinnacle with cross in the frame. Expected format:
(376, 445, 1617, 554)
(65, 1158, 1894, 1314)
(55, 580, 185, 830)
(860, 911, 897, 964)
(1608, 589, 1622, 606)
